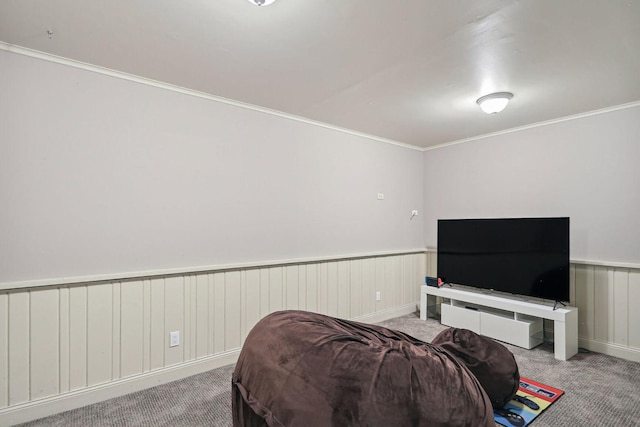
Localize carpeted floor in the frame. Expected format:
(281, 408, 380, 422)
(17, 312, 640, 426)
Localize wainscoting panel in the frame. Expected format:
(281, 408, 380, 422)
(149, 278, 165, 371)
(69, 285, 88, 391)
(629, 271, 640, 348)
(426, 251, 437, 277)
(0, 251, 424, 425)
(87, 283, 113, 387)
(30, 288, 59, 401)
(0, 292, 7, 408)
(567, 264, 640, 362)
(8, 291, 29, 406)
(120, 280, 144, 379)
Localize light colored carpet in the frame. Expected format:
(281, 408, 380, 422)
(18, 312, 640, 426)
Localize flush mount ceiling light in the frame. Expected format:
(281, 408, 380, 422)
(476, 92, 513, 114)
(247, 0, 276, 5)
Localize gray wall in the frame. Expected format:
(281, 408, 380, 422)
(423, 104, 640, 264)
(0, 50, 424, 284)
(3, 46, 638, 284)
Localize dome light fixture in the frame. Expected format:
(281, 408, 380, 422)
(247, 0, 276, 5)
(476, 92, 513, 114)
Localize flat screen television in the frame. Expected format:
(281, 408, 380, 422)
(437, 217, 570, 302)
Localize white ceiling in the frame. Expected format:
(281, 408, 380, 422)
(1, 0, 639, 148)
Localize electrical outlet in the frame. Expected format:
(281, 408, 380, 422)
(377, 193, 384, 200)
(170, 331, 180, 347)
(376, 291, 381, 301)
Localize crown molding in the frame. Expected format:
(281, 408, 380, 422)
(3, 42, 637, 156)
(423, 100, 640, 152)
(0, 41, 423, 152)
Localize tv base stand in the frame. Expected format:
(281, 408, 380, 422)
(420, 285, 578, 361)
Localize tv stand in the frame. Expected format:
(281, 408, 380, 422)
(420, 285, 578, 361)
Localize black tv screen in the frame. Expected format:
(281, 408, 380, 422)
(437, 217, 570, 302)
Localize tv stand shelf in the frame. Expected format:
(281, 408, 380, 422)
(420, 285, 578, 361)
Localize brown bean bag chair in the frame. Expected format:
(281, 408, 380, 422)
(232, 310, 494, 427)
(431, 327, 520, 408)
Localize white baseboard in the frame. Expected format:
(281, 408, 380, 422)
(0, 350, 240, 426)
(351, 302, 419, 324)
(518, 325, 640, 364)
(579, 337, 640, 363)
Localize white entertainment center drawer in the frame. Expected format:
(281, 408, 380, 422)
(420, 285, 578, 360)
(441, 303, 480, 333)
(480, 309, 543, 349)
(441, 301, 544, 349)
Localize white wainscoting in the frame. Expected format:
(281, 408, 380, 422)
(0, 252, 424, 425)
(425, 251, 640, 363)
(573, 263, 640, 362)
(3, 251, 638, 425)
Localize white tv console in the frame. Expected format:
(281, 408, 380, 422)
(420, 285, 578, 361)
